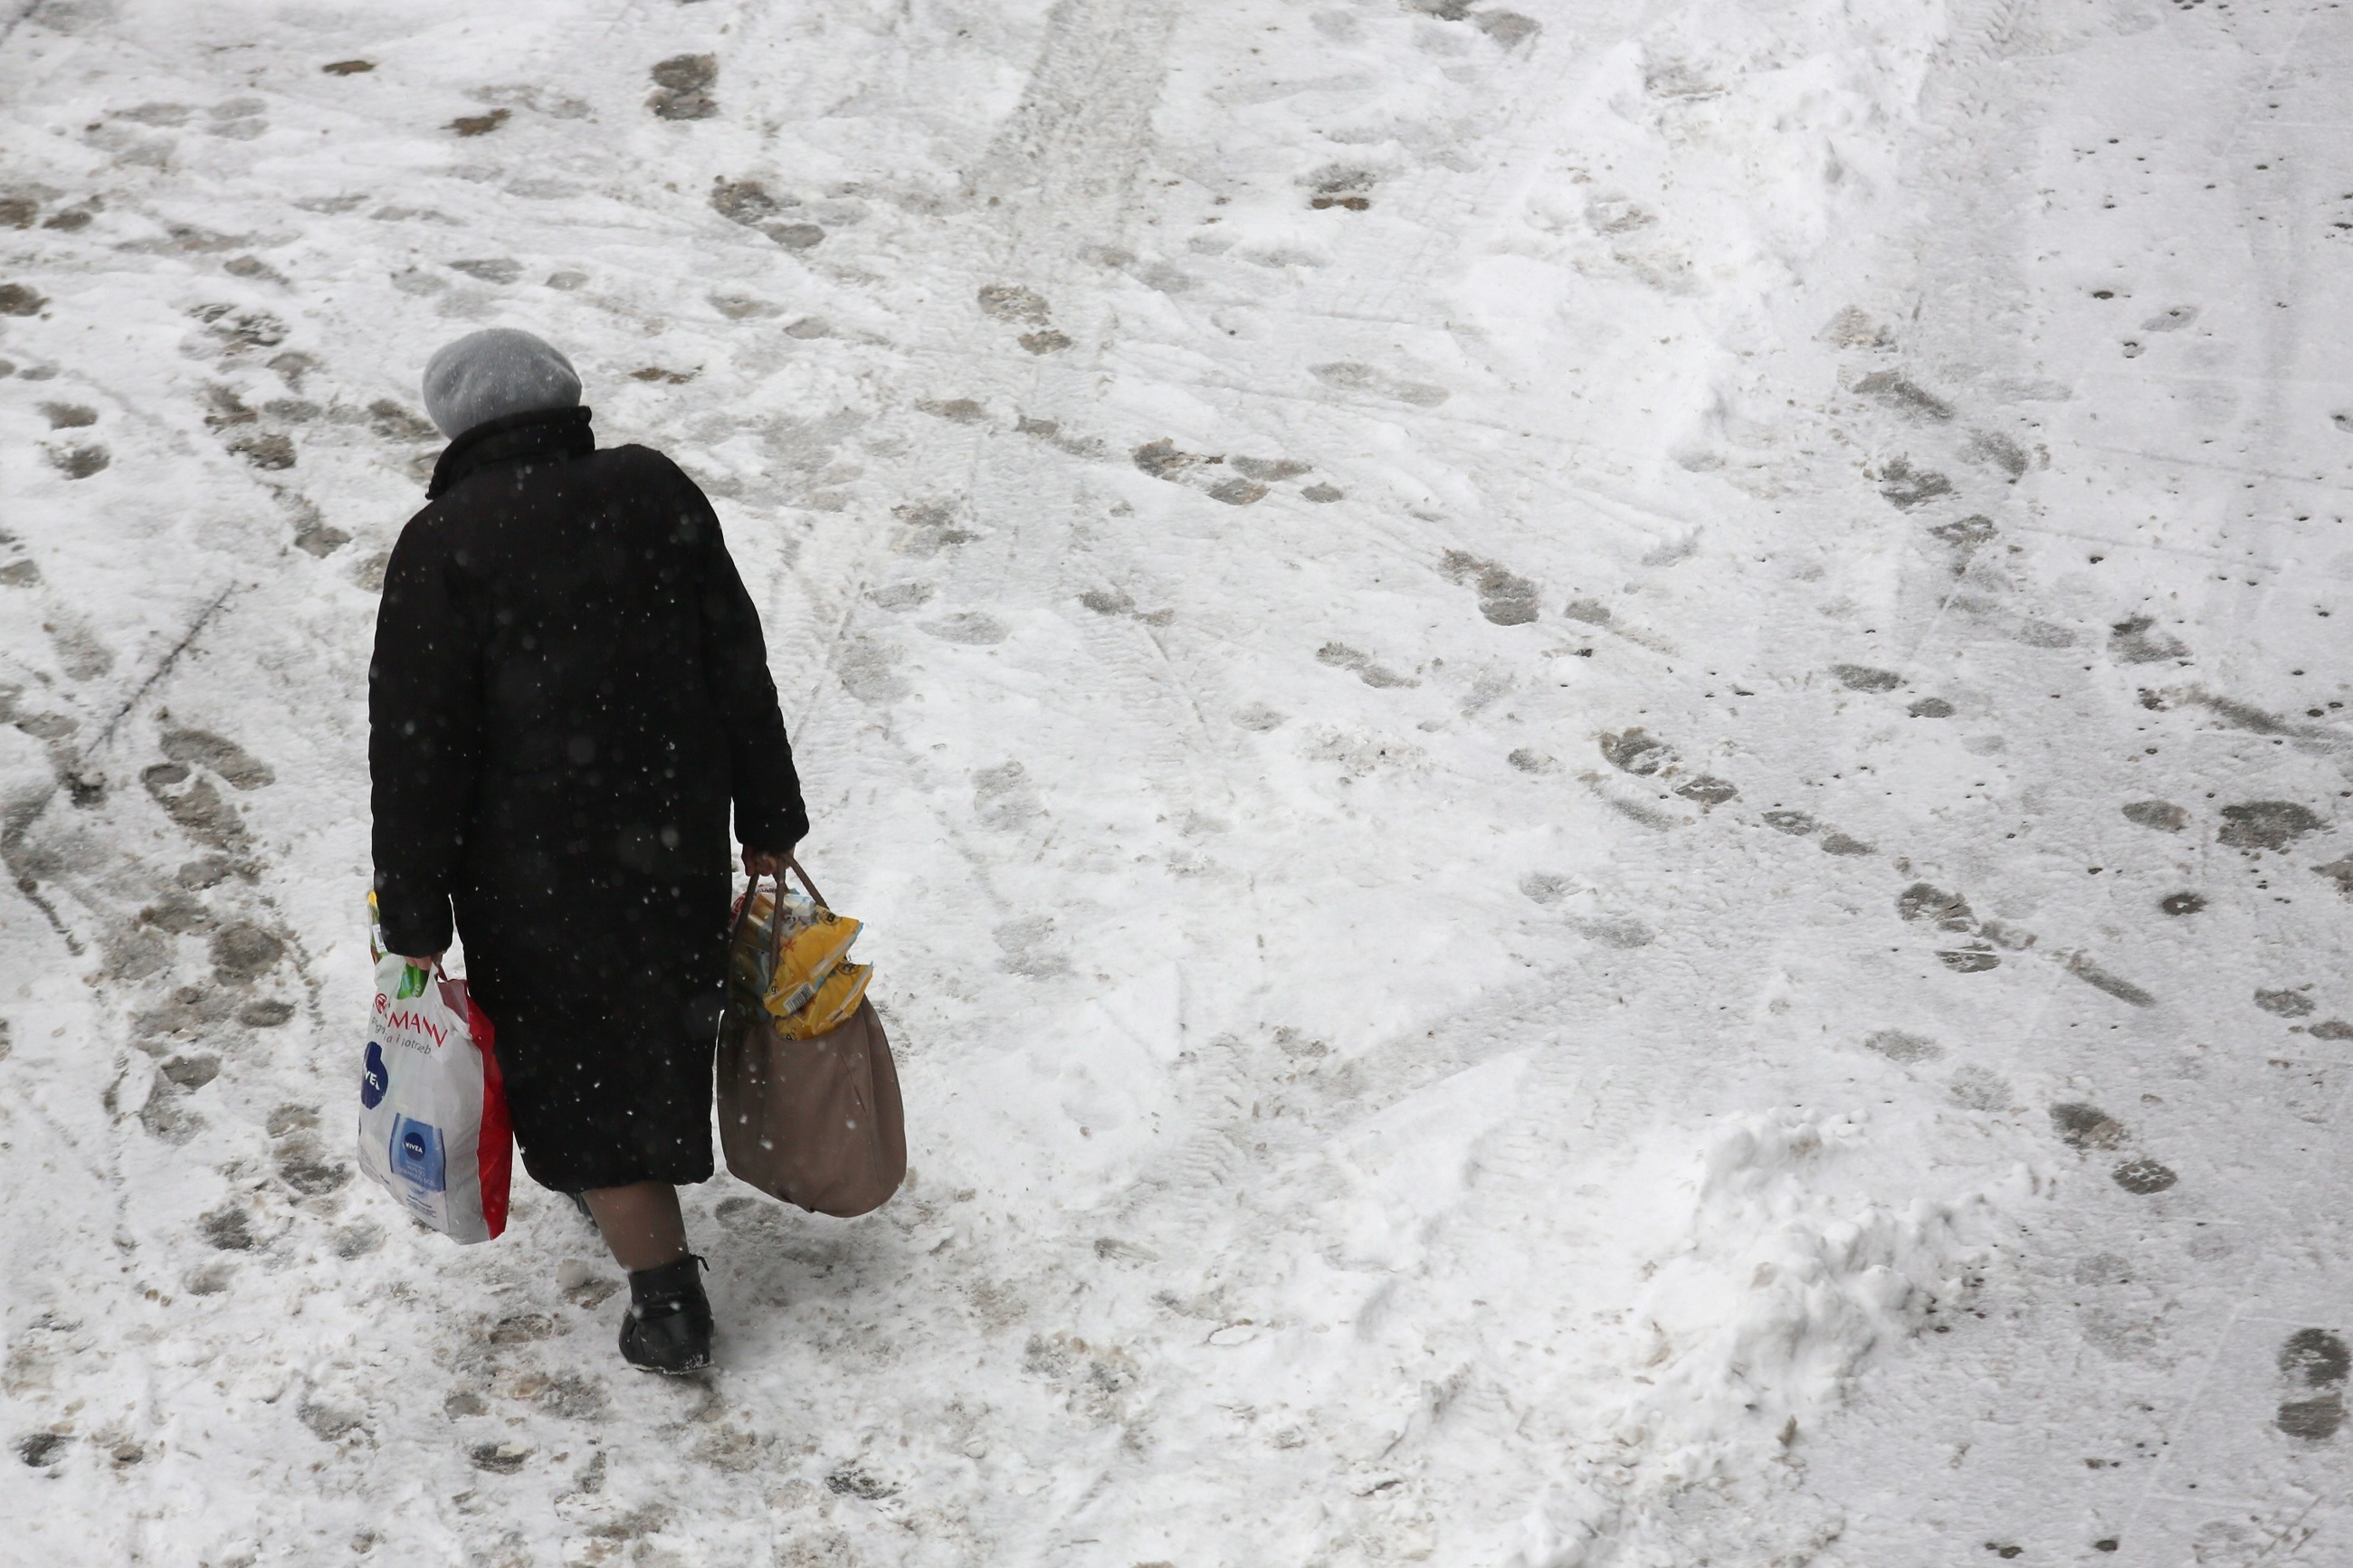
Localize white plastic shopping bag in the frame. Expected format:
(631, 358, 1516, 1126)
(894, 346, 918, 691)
(358, 895, 511, 1242)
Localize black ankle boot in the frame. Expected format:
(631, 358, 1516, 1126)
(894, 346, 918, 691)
(618, 1255, 712, 1373)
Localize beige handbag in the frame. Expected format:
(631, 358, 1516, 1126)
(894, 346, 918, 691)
(716, 860, 906, 1217)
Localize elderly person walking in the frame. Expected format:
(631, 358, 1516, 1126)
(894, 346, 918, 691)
(369, 328, 806, 1372)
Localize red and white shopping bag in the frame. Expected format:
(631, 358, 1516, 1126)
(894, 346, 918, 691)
(358, 897, 511, 1242)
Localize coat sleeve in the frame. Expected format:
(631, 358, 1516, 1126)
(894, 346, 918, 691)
(368, 516, 481, 957)
(691, 485, 809, 853)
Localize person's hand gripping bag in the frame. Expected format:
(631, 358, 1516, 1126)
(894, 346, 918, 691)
(357, 894, 512, 1242)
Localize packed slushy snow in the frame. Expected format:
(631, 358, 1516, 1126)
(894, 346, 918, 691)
(3, 0, 2351, 1563)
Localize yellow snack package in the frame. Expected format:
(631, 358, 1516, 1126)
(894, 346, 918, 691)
(776, 961, 872, 1041)
(768, 908, 860, 1020)
(729, 886, 862, 1020)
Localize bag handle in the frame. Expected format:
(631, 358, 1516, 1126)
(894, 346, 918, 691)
(733, 857, 829, 914)
(728, 878, 763, 949)
(784, 854, 827, 910)
(731, 857, 829, 974)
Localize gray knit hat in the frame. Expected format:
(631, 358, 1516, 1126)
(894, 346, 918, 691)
(421, 328, 582, 439)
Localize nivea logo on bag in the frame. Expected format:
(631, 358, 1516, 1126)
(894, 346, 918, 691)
(389, 1115, 448, 1193)
(361, 1041, 389, 1108)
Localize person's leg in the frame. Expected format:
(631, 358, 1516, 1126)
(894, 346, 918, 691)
(586, 1181, 711, 1373)
(583, 1181, 689, 1271)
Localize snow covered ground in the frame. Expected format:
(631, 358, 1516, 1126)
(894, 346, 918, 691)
(3, 0, 2351, 1562)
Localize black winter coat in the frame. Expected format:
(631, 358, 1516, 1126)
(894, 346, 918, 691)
(370, 407, 807, 1191)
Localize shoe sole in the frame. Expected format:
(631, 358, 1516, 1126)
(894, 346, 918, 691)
(620, 1324, 712, 1374)
(627, 1358, 710, 1375)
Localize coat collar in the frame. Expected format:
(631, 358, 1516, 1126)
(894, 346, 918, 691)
(427, 405, 596, 500)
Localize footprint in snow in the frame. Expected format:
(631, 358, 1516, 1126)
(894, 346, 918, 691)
(648, 53, 718, 120)
(1864, 1030, 1941, 1064)
(2109, 615, 2189, 664)
(1762, 807, 1872, 856)
(1303, 166, 1377, 211)
(995, 917, 1070, 978)
(1598, 727, 1672, 775)
(1824, 306, 1896, 348)
(1438, 551, 1538, 626)
(2279, 1328, 2350, 1440)
(46, 443, 109, 480)
(972, 763, 1043, 830)
(977, 283, 1050, 325)
(1519, 872, 1574, 905)
(1964, 429, 2030, 477)
(1570, 915, 1653, 949)
(446, 258, 520, 285)
(2217, 801, 2322, 852)
(200, 1205, 257, 1250)
(1675, 775, 1738, 808)
(1308, 361, 1448, 407)
(891, 500, 976, 557)
(1852, 370, 1953, 423)
(161, 727, 274, 790)
(1927, 514, 1996, 573)
(2050, 1102, 2126, 1150)
(1317, 642, 1415, 689)
(2121, 799, 2186, 832)
(1232, 456, 1310, 482)
(921, 613, 1007, 645)
(142, 765, 247, 851)
(1832, 664, 1902, 692)
(1874, 456, 1953, 509)
(209, 921, 286, 984)
(1129, 440, 1286, 506)
(835, 638, 908, 704)
(139, 1074, 205, 1145)
(709, 177, 824, 249)
(977, 284, 1071, 354)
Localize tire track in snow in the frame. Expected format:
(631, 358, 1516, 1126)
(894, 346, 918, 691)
(776, 0, 1190, 767)
(792, 0, 1274, 1038)
(970, 0, 1179, 255)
